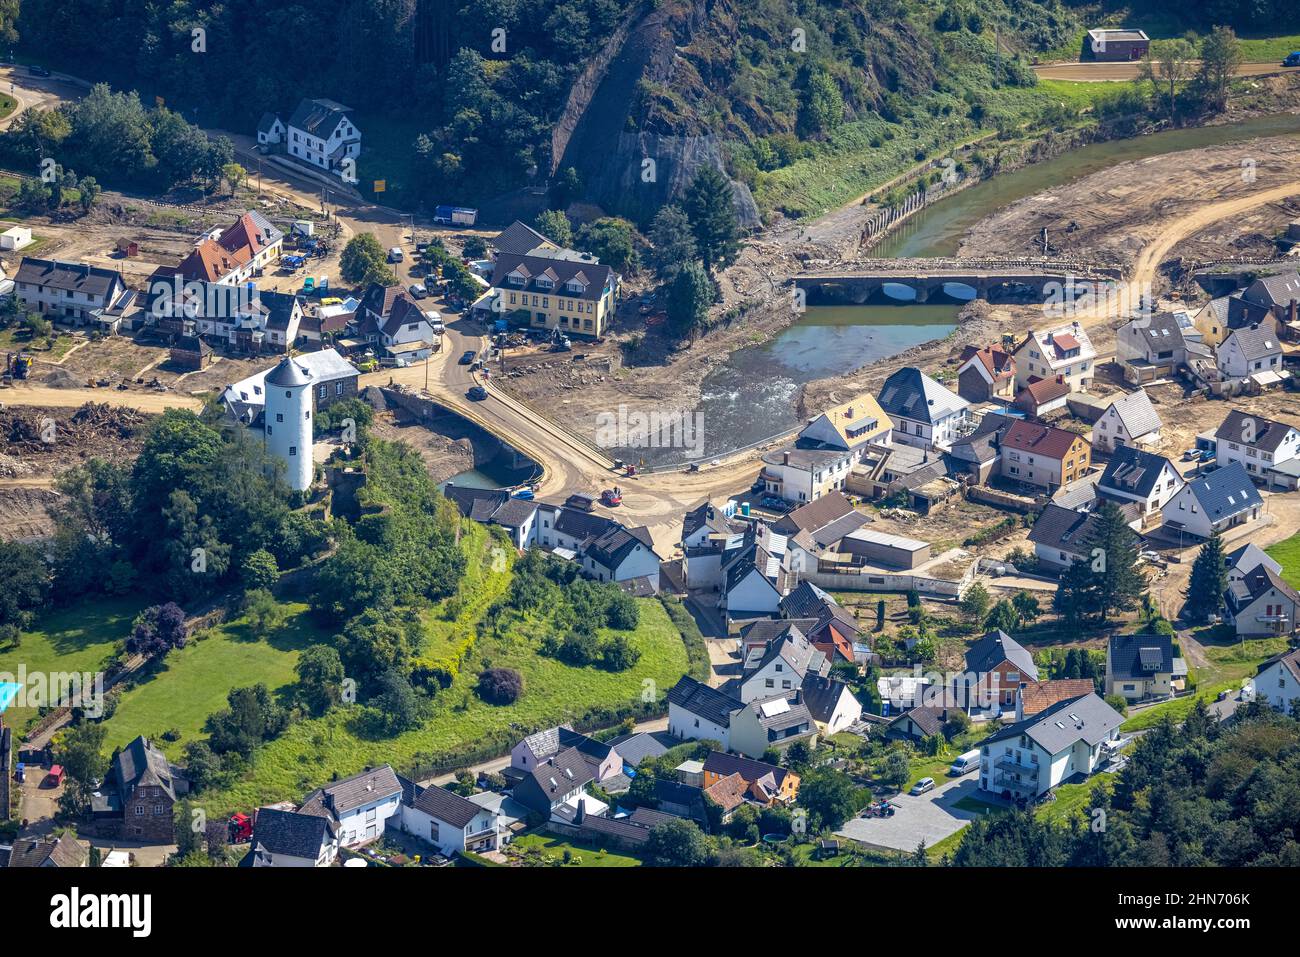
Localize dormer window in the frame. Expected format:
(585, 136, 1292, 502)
(536, 277, 553, 291)
(566, 279, 586, 293)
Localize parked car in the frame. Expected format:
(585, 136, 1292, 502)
(387, 247, 404, 263)
(1284, 51, 1300, 67)
(759, 495, 789, 511)
(1182, 448, 1203, 461)
(948, 750, 980, 777)
(467, 385, 488, 401)
(458, 350, 476, 365)
(28, 64, 51, 77)
(408, 283, 428, 299)
(909, 777, 936, 796)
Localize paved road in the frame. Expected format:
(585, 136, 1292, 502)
(835, 775, 989, 852)
(1034, 61, 1294, 82)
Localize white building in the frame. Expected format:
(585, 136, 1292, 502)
(262, 356, 316, 491)
(1091, 389, 1162, 453)
(399, 784, 505, 856)
(297, 765, 404, 849)
(1213, 410, 1300, 489)
(1217, 323, 1284, 385)
(759, 445, 856, 505)
(1096, 446, 1184, 519)
(739, 630, 829, 704)
(1162, 462, 1263, 541)
(286, 98, 362, 178)
(1012, 321, 1097, 392)
(666, 675, 740, 749)
(875, 366, 971, 450)
(978, 693, 1123, 800)
(1253, 649, 1300, 713)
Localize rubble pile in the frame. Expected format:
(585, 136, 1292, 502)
(1, 403, 147, 455)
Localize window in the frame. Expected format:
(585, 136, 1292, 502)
(336, 382, 344, 395)
(135, 806, 145, 816)
(154, 804, 164, 815)
(289, 446, 297, 456)
(276, 413, 284, 422)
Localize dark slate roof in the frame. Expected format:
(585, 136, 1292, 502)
(965, 630, 1039, 680)
(702, 751, 792, 790)
(666, 675, 742, 728)
(15, 257, 124, 298)
(799, 674, 854, 724)
(683, 501, 742, 540)
(1231, 562, 1300, 608)
(1225, 322, 1282, 362)
(6, 835, 86, 868)
(1214, 410, 1296, 454)
(1028, 502, 1100, 555)
(1098, 445, 1177, 499)
(492, 251, 615, 301)
(492, 221, 555, 256)
(257, 111, 282, 134)
(627, 806, 680, 828)
(607, 731, 672, 768)
(252, 808, 331, 859)
(288, 97, 354, 138)
(412, 785, 481, 828)
(1108, 633, 1174, 680)
(778, 581, 837, 619)
(772, 491, 857, 536)
(746, 695, 816, 735)
(889, 704, 947, 737)
(299, 765, 402, 820)
(523, 746, 595, 796)
(1180, 462, 1263, 522)
(110, 736, 178, 802)
(984, 693, 1121, 753)
(1257, 647, 1300, 684)
(1242, 270, 1300, 309)
(261, 290, 301, 333)
(876, 366, 966, 424)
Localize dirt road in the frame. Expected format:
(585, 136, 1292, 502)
(1034, 62, 1293, 83)
(0, 386, 202, 412)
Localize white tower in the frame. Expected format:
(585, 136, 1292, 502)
(263, 356, 314, 491)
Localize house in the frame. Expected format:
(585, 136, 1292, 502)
(1226, 543, 1282, 584)
(1253, 649, 1300, 713)
(1015, 679, 1096, 720)
(1084, 28, 1150, 61)
(1217, 322, 1285, 388)
(759, 445, 859, 505)
(1194, 295, 1235, 348)
(257, 112, 285, 146)
(6, 834, 88, 868)
(728, 693, 818, 758)
(286, 98, 361, 178)
(888, 705, 952, 740)
(90, 736, 186, 843)
(222, 348, 359, 423)
(1239, 270, 1300, 327)
(719, 523, 790, 620)
(153, 212, 284, 286)
(1213, 410, 1300, 489)
(876, 366, 971, 450)
(877, 674, 931, 715)
(607, 730, 673, 769)
(1115, 312, 1188, 384)
(399, 783, 504, 855)
(772, 491, 870, 564)
(1012, 322, 1096, 392)
(667, 675, 741, 748)
(800, 674, 863, 735)
(998, 419, 1090, 492)
(491, 220, 562, 257)
(1012, 375, 1071, 419)
(1091, 389, 1162, 453)
(1105, 634, 1185, 702)
(249, 807, 337, 867)
(797, 391, 893, 454)
(509, 724, 622, 783)
(1162, 462, 1264, 542)
(702, 772, 750, 823)
(351, 283, 440, 361)
(1028, 503, 1102, 570)
(488, 250, 620, 338)
(1227, 563, 1300, 637)
(740, 629, 830, 703)
(442, 485, 540, 549)
(978, 693, 1124, 800)
(702, 750, 800, 805)
(511, 746, 597, 819)
(297, 765, 403, 848)
(1096, 446, 1184, 519)
(681, 499, 745, 589)
(169, 334, 213, 371)
(149, 280, 303, 354)
(14, 257, 130, 326)
(948, 413, 1013, 484)
(533, 501, 662, 591)
(956, 629, 1040, 711)
(957, 343, 1016, 402)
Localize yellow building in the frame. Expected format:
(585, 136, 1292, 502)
(491, 250, 620, 338)
(798, 391, 893, 453)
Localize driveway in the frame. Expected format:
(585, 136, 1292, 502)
(835, 776, 991, 853)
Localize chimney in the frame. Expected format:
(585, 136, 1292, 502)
(574, 797, 586, 825)
(1290, 299, 1297, 325)
(783, 451, 790, 465)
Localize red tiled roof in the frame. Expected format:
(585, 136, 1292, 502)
(1018, 679, 1095, 716)
(1001, 418, 1081, 460)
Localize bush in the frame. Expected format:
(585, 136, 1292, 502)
(477, 667, 524, 705)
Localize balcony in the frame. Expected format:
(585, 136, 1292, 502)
(993, 757, 1037, 775)
(992, 772, 1037, 793)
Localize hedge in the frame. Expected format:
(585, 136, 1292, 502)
(658, 595, 711, 682)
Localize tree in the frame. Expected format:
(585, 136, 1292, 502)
(799, 67, 844, 137)
(1055, 500, 1144, 624)
(76, 175, 100, 214)
(1013, 590, 1041, 625)
(0, 541, 50, 630)
(126, 602, 188, 660)
(206, 683, 288, 757)
(1138, 39, 1197, 123)
(682, 165, 739, 274)
(799, 769, 861, 830)
(240, 548, 279, 591)
(985, 598, 1019, 634)
(666, 261, 713, 338)
(340, 233, 397, 287)
(533, 209, 572, 247)
(1196, 26, 1242, 112)
(576, 217, 637, 272)
(648, 204, 696, 281)
(296, 644, 345, 715)
(462, 236, 488, 259)
(477, 667, 524, 704)
(881, 749, 911, 790)
(372, 669, 421, 733)
(181, 740, 222, 793)
(220, 162, 247, 195)
(600, 634, 640, 671)
(960, 581, 991, 626)
(645, 818, 711, 866)
(1184, 533, 1229, 623)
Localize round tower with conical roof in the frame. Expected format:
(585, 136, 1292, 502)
(263, 356, 314, 491)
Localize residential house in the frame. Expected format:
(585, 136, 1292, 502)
(6, 835, 88, 868)
(297, 765, 403, 848)
(702, 750, 800, 805)
(1096, 446, 1184, 520)
(719, 523, 790, 620)
(877, 674, 931, 715)
(740, 629, 830, 703)
(978, 693, 1124, 799)
(797, 391, 893, 455)
(667, 675, 741, 748)
(1194, 295, 1234, 348)
(1218, 322, 1285, 389)
(489, 250, 620, 338)
(955, 629, 1040, 711)
(1012, 321, 1096, 392)
(888, 705, 952, 741)
(90, 735, 186, 843)
(399, 784, 504, 855)
(14, 257, 130, 326)
(149, 279, 303, 354)
(876, 366, 971, 450)
(491, 220, 562, 257)
(948, 412, 1013, 484)
(1213, 410, 1300, 490)
(1226, 543, 1281, 584)
(759, 445, 858, 505)
(509, 724, 622, 783)
(702, 773, 750, 824)
(1253, 649, 1300, 713)
(511, 747, 597, 820)
(1162, 462, 1264, 542)
(957, 343, 1017, 402)
(998, 419, 1091, 491)
(800, 674, 863, 735)
(1091, 389, 1162, 453)
(257, 112, 285, 146)
(442, 485, 540, 549)
(680, 499, 745, 590)
(532, 501, 662, 592)
(1105, 634, 1185, 702)
(728, 693, 818, 758)
(154, 212, 283, 286)
(1115, 311, 1188, 384)
(222, 348, 359, 424)
(1239, 271, 1300, 328)
(249, 807, 337, 867)
(351, 283, 439, 362)
(607, 730, 673, 769)
(286, 98, 361, 178)
(1015, 679, 1096, 720)
(1028, 502, 1107, 570)
(1013, 375, 1071, 419)
(1227, 563, 1300, 637)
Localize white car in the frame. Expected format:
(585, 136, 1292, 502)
(909, 777, 936, 796)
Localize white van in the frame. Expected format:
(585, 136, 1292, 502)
(948, 749, 981, 777)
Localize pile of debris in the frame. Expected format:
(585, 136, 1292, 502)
(1, 403, 148, 454)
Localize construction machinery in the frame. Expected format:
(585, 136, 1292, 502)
(4, 352, 33, 381)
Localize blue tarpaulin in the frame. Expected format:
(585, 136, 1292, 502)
(0, 680, 20, 714)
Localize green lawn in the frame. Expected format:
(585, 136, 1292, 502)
(1037, 777, 1112, 827)
(509, 832, 644, 867)
(101, 602, 324, 757)
(0, 327, 78, 361)
(196, 527, 692, 817)
(1238, 35, 1300, 63)
(0, 597, 147, 733)
(1266, 533, 1300, 588)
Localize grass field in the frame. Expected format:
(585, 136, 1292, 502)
(1238, 35, 1300, 63)
(1266, 532, 1300, 588)
(102, 602, 324, 757)
(0, 597, 146, 732)
(510, 833, 644, 867)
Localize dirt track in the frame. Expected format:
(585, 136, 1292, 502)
(1034, 62, 1293, 82)
(0, 386, 202, 412)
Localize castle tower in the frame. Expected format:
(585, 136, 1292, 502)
(263, 356, 314, 491)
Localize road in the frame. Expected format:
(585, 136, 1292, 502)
(1034, 61, 1294, 82)
(0, 384, 203, 412)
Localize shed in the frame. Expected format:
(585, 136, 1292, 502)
(115, 238, 139, 258)
(0, 226, 32, 251)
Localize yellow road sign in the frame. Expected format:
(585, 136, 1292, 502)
(373, 180, 386, 193)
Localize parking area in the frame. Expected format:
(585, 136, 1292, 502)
(835, 776, 993, 852)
